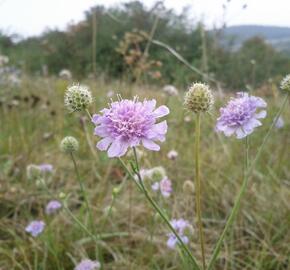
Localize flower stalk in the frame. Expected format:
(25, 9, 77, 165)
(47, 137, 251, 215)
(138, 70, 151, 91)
(195, 113, 206, 270)
(207, 93, 289, 270)
(117, 147, 201, 270)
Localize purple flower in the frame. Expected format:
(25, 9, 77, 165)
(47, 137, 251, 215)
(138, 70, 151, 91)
(38, 164, 53, 173)
(152, 177, 173, 198)
(92, 97, 169, 157)
(216, 92, 267, 139)
(45, 200, 62, 215)
(166, 218, 190, 249)
(274, 116, 284, 129)
(75, 259, 100, 270)
(25, 220, 45, 237)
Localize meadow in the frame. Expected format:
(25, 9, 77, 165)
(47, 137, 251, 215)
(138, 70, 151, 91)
(0, 75, 289, 270)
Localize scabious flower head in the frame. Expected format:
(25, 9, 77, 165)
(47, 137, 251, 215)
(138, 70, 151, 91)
(167, 150, 178, 160)
(280, 74, 290, 92)
(45, 200, 62, 215)
(38, 164, 53, 173)
(151, 177, 173, 197)
(64, 84, 92, 112)
(75, 259, 100, 270)
(167, 218, 190, 249)
(216, 92, 267, 139)
(92, 97, 169, 158)
(25, 220, 45, 237)
(60, 136, 79, 153)
(162, 85, 178, 96)
(184, 82, 214, 113)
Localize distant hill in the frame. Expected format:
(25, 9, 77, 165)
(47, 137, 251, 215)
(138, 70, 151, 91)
(222, 25, 290, 52)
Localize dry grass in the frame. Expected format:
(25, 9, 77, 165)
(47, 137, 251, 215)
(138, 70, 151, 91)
(0, 77, 289, 269)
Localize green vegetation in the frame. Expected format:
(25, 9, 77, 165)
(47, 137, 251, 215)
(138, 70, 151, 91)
(1, 1, 290, 88)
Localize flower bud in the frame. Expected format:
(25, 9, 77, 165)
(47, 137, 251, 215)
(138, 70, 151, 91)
(184, 83, 213, 113)
(280, 74, 290, 92)
(60, 136, 79, 153)
(27, 164, 42, 181)
(182, 180, 195, 194)
(64, 84, 92, 112)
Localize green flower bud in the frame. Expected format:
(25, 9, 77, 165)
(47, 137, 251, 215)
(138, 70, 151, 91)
(27, 164, 42, 181)
(280, 74, 290, 92)
(184, 82, 214, 113)
(60, 136, 79, 154)
(64, 84, 92, 112)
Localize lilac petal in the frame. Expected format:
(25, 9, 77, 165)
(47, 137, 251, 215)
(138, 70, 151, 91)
(94, 126, 108, 137)
(255, 97, 267, 108)
(255, 110, 267, 119)
(244, 118, 261, 131)
(151, 182, 159, 191)
(236, 128, 247, 139)
(142, 139, 160, 151)
(143, 99, 156, 112)
(92, 114, 101, 124)
(96, 137, 112, 151)
(181, 236, 189, 244)
(167, 236, 177, 249)
(108, 139, 128, 157)
(223, 126, 236, 136)
(153, 105, 170, 118)
(152, 121, 168, 134)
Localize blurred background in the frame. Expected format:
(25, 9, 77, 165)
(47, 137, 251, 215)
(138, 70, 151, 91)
(1, 0, 290, 89)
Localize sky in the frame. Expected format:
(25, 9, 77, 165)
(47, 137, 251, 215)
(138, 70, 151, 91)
(0, 0, 290, 37)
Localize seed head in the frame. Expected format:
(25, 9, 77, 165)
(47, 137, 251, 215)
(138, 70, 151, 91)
(60, 136, 79, 153)
(280, 74, 290, 92)
(182, 180, 195, 194)
(184, 83, 214, 113)
(64, 84, 92, 112)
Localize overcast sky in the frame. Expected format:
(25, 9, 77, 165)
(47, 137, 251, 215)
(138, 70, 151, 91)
(0, 0, 290, 37)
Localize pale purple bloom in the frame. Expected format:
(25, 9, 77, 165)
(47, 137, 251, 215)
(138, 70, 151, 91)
(216, 92, 267, 139)
(25, 220, 45, 237)
(152, 177, 173, 198)
(38, 164, 53, 173)
(75, 259, 100, 270)
(151, 182, 159, 191)
(45, 200, 62, 215)
(167, 218, 190, 249)
(274, 116, 284, 129)
(92, 97, 169, 157)
(167, 150, 178, 160)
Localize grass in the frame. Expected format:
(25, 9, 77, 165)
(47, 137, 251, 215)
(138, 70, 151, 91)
(0, 76, 289, 269)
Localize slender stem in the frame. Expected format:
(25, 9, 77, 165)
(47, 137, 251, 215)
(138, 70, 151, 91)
(121, 147, 201, 270)
(70, 153, 101, 262)
(85, 109, 93, 121)
(207, 93, 289, 270)
(195, 113, 206, 270)
(70, 153, 95, 231)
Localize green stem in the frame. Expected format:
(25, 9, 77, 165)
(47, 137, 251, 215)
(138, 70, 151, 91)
(207, 93, 289, 270)
(119, 147, 201, 270)
(195, 113, 206, 270)
(70, 153, 101, 262)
